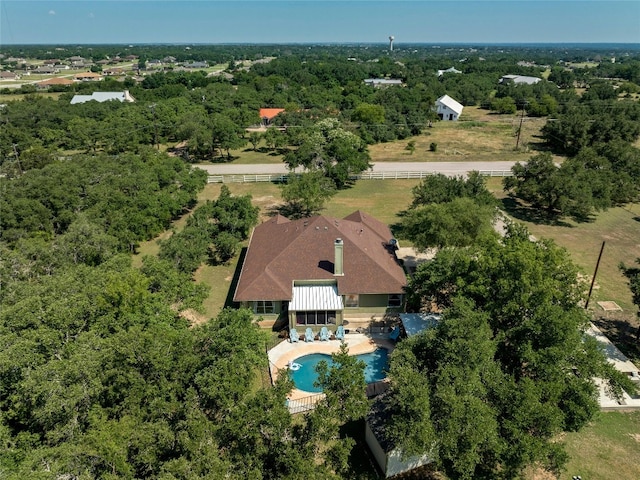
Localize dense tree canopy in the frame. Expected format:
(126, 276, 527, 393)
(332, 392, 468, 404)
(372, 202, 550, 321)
(400, 172, 498, 249)
(390, 225, 634, 479)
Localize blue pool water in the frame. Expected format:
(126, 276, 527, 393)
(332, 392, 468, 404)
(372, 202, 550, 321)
(290, 348, 388, 393)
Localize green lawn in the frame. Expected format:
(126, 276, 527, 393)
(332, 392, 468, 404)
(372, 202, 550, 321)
(558, 411, 640, 480)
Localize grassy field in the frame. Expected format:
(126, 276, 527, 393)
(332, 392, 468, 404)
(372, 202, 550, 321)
(557, 411, 640, 480)
(199, 105, 552, 167)
(368, 106, 550, 164)
(0, 91, 67, 101)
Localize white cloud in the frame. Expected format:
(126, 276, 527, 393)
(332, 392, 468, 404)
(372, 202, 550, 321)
(49, 10, 56, 15)
(88, 12, 95, 18)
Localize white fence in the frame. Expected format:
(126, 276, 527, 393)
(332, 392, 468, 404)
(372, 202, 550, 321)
(207, 170, 513, 184)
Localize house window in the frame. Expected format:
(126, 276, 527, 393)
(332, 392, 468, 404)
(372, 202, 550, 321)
(388, 294, 402, 307)
(255, 301, 275, 314)
(345, 294, 359, 308)
(296, 311, 336, 325)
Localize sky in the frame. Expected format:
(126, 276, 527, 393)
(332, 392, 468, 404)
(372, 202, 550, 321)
(1, 0, 639, 45)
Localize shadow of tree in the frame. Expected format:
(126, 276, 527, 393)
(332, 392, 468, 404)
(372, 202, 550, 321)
(500, 196, 575, 227)
(592, 314, 640, 365)
(210, 155, 239, 164)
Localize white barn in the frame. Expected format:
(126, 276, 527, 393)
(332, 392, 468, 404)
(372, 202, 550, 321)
(435, 94, 463, 121)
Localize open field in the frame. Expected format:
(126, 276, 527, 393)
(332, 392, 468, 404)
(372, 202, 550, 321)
(368, 106, 551, 164)
(0, 91, 66, 101)
(198, 105, 552, 167)
(557, 411, 640, 480)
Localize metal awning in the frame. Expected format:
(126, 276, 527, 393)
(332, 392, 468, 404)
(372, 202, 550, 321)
(290, 285, 344, 311)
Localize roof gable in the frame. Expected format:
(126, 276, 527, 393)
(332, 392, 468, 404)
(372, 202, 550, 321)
(259, 108, 285, 120)
(436, 94, 464, 115)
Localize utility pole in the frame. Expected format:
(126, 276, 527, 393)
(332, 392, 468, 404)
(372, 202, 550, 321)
(585, 241, 605, 310)
(515, 102, 526, 150)
(150, 104, 159, 150)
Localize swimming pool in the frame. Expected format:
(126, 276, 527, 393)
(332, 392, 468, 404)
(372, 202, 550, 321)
(289, 348, 388, 393)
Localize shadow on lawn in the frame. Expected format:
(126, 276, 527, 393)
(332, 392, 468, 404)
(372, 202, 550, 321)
(592, 314, 640, 366)
(223, 247, 247, 309)
(500, 196, 575, 227)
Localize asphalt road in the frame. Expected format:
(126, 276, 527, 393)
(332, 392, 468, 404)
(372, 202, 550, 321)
(196, 161, 518, 176)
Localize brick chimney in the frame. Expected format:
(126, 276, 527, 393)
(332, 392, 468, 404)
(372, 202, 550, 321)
(334, 238, 344, 276)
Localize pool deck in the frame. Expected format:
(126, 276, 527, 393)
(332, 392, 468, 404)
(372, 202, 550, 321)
(268, 333, 396, 401)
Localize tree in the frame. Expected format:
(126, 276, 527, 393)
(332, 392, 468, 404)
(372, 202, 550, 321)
(491, 96, 517, 114)
(620, 258, 640, 344)
(392, 225, 635, 478)
(405, 140, 416, 155)
(212, 231, 239, 264)
(210, 114, 246, 159)
(283, 118, 372, 189)
(263, 127, 285, 151)
(280, 170, 336, 219)
(248, 131, 262, 151)
(401, 198, 498, 250)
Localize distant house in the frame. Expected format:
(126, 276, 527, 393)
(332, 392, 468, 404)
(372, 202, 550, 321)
(259, 108, 285, 126)
(435, 94, 464, 121)
(184, 61, 209, 69)
(366, 394, 434, 478)
(37, 77, 74, 89)
(437, 67, 462, 76)
(103, 68, 125, 76)
(233, 211, 406, 330)
(32, 66, 58, 74)
(74, 71, 103, 82)
(364, 78, 403, 88)
(0, 71, 19, 81)
(70, 90, 136, 105)
(499, 74, 541, 85)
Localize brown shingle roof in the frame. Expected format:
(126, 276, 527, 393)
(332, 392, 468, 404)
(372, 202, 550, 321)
(233, 211, 406, 302)
(37, 77, 74, 86)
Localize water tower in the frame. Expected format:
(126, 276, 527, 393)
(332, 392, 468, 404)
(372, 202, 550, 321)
(389, 35, 395, 51)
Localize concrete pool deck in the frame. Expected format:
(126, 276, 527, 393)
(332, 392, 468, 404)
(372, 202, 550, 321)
(268, 333, 396, 401)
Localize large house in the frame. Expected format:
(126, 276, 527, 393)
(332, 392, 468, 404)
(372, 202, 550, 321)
(70, 90, 136, 104)
(435, 94, 464, 121)
(37, 77, 74, 90)
(364, 78, 403, 88)
(233, 211, 407, 331)
(499, 74, 541, 85)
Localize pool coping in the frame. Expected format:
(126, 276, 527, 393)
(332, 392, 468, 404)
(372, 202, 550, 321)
(267, 333, 395, 401)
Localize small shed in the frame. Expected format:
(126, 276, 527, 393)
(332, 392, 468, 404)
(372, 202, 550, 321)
(366, 394, 434, 478)
(435, 94, 463, 121)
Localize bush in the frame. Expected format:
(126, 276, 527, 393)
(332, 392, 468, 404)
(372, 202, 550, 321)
(429, 142, 438, 152)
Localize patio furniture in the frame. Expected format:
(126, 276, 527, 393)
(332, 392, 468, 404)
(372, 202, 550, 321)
(305, 327, 315, 342)
(335, 325, 345, 341)
(289, 328, 300, 343)
(389, 326, 401, 342)
(319, 326, 330, 341)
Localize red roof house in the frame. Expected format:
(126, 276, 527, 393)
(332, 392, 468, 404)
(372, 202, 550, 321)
(259, 108, 285, 126)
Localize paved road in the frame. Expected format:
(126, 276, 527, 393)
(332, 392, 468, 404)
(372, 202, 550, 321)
(196, 161, 518, 175)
